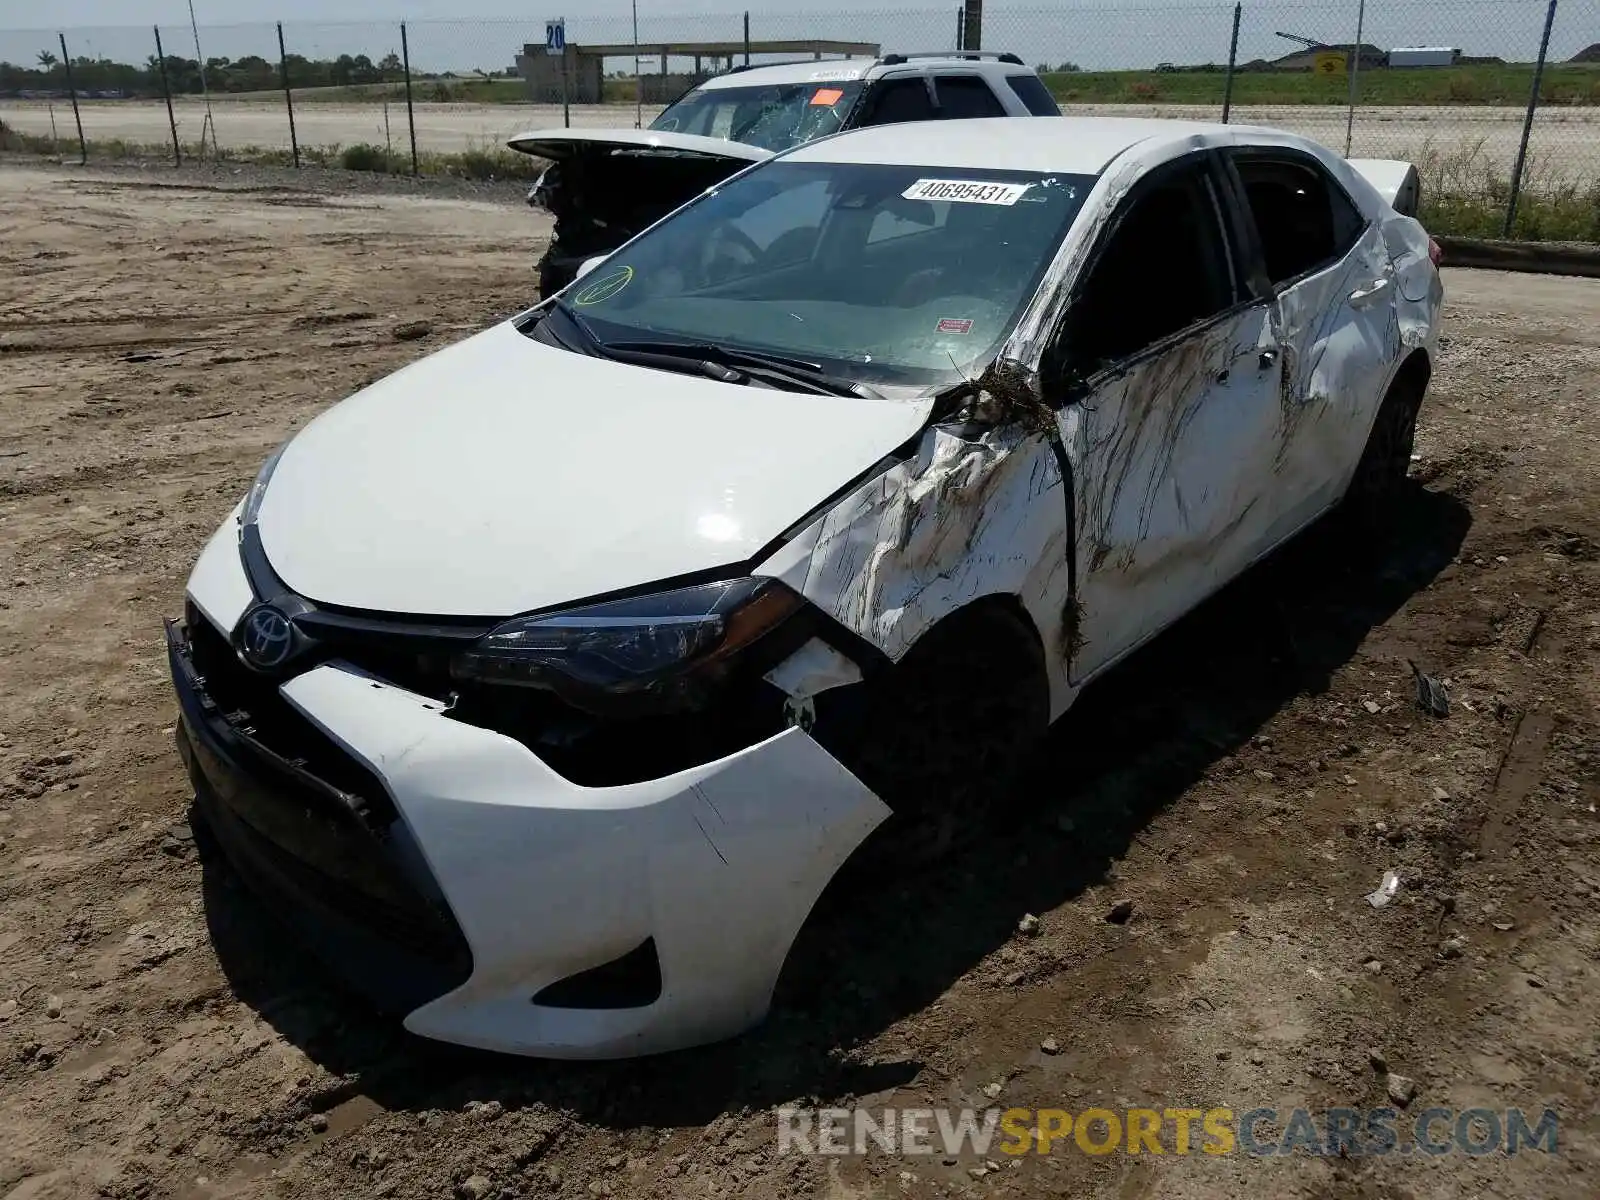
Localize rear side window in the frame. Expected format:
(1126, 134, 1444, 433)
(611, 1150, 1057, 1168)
(859, 78, 938, 126)
(934, 76, 1007, 118)
(1006, 74, 1061, 116)
(1232, 155, 1367, 286)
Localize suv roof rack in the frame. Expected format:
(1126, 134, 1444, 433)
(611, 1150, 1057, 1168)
(879, 50, 1025, 66)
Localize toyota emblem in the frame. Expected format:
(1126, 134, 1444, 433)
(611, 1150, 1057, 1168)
(238, 605, 295, 670)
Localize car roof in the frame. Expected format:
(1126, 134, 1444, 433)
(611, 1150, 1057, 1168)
(693, 54, 1034, 91)
(783, 115, 1244, 175)
(694, 59, 878, 89)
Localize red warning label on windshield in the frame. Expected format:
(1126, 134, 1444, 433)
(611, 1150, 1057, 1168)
(810, 87, 845, 105)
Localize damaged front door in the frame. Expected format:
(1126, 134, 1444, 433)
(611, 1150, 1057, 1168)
(1053, 153, 1285, 683)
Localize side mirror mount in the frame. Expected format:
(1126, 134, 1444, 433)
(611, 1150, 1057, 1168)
(574, 255, 608, 282)
(1045, 319, 1093, 407)
(1060, 363, 1092, 406)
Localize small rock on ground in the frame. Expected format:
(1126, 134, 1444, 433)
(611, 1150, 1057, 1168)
(1387, 1073, 1419, 1107)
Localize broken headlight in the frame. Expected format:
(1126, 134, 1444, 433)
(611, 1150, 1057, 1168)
(238, 442, 288, 528)
(450, 578, 802, 713)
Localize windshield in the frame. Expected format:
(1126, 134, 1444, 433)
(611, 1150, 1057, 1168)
(556, 161, 1095, 388)
(650, 81, 865, 152)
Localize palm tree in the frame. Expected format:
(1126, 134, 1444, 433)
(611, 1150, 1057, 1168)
(37, 49, 58, 70)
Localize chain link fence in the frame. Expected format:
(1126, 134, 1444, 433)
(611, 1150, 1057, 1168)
(2, 1, 1596, 239)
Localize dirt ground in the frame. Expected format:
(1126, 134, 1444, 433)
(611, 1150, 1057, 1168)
(0, 163, 1596, 1200)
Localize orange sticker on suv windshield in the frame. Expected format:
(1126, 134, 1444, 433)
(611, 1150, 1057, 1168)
(810, 88, 845, 106)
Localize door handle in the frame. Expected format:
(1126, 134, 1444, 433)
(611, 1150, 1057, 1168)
(1258, 349, 1279, 370)
(1348, 278, 1392, 307)
(1215, 368, 1230, 383)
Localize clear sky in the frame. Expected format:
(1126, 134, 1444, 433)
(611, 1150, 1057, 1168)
(3, 0, 1583, 72)
(35, 0, 803, 21)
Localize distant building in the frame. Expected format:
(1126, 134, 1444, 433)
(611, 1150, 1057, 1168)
(516, 37, 878, 104)
(1388, 46, 1461, 68)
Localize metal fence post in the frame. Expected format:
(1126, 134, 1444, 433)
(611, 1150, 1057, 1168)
(1505, 0, 1558, 238)
(59, 33, 86, 165)
(561, 45, 570, 128)
(956, 7, 965, 52)
(1343, 0, 1366, 156)
(743, 12, 751, 67)
(962, 0, 982, 53)
(1221, 2, 1242, 123)
(188, 0, 216, 159)
(153, 26, 180, 166)
(277, 22, 299, 168)
(400, 22, 419, 176)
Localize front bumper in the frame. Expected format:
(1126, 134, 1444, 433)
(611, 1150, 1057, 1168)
(169, 615, 889, 1059)
(169, 620, 474, 1013)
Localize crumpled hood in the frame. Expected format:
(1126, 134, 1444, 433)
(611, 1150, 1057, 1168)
(255, 321, 931, 617)
(506, 127, 772, 166)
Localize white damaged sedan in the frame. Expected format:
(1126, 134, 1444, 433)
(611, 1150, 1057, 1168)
(170, 117, 1442, 1058)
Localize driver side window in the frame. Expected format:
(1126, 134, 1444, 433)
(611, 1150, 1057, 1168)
(1068, 162, 1236, 373)
(858, 78, 938, 126)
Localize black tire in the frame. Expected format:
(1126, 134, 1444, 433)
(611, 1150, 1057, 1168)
(1344, 371, 1424, 530)
(822, 605, 1049, 859)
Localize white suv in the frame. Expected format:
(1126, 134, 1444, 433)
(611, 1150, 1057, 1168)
(509, 51, 1061, 294)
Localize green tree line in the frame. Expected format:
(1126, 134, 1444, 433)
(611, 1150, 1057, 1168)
(1, 49, 406, 97)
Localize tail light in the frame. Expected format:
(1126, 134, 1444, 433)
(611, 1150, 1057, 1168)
(1427, 238, 1443, 268)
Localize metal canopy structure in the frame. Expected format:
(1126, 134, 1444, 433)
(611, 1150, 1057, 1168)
(573, 39, 877, 59)
(516, 36, 882, 105)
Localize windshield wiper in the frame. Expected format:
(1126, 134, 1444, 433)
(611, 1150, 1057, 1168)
(605, 340, 884, 399)
(538, 308, 883, 397)
(540, 303, 742, 383)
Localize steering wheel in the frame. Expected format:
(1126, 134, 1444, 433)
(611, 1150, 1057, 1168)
(891, 266, 946, 306)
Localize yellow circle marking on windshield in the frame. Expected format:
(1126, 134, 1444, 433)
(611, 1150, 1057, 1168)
(573, 265, 634, 305)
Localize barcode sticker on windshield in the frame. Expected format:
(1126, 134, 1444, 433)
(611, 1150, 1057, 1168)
(901, 179, 1031, 206)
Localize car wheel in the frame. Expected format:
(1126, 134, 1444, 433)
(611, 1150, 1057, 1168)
(1344, 371, 1423, 529)
(826, 605, 1049, 860)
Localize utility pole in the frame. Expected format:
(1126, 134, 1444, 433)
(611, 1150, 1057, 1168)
(962, 0, 983, 53)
